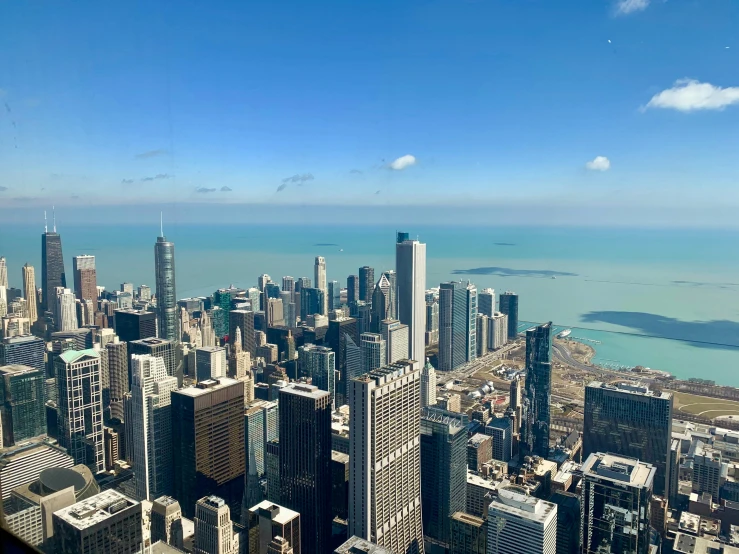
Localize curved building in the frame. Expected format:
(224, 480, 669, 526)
(155, 227, 178, 342)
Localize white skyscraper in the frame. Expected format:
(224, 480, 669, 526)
(22, 263, 38, 325)
(194, 495, 239, 554)
(126, 354, 178, 501)
(420, 357, 437, 408)
(396, 233, 426, 369)
(349, 360, 425, 554)
(360, 333, 386, 375)
(314, 256, 327, 315)
(195, 346, 227, 382)
(56, 288, 78, 331)
(487, 485, 557, 554)
(299, 343, 336, 408)
(0, 257, 8, 289)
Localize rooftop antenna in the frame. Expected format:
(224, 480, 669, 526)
(53, 206, 57, 233)
(44, 211, 48, 233)
(160, 211, 164, 237)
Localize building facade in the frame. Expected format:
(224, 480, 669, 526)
(396, 233, 426, 368)
(155, 231, 178, 342)
(498, 292, 518, 340)
(0, 364, 46, 446)
(521, 322, 552, 458)
(487, 485, 557, 554)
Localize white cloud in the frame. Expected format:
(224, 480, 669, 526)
(644, 79, 739, 112)
(615, 0, 650, 15)
(389, 154, 417, 170)
(585, 156, 611, 171)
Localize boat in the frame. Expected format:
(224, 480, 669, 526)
(557, 329, 572, 339)
(552, 275, 556, 279)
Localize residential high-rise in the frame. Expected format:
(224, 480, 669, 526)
(72, 255, 97, 304)
(114, 309, 156, 342)
(55, 349, 105, 473)
(370, 275, 392, 332)
(267, 298, 285, 327)
(155, 225, 178, 342)
(314, 256, 327, 315)
(420, 358, 437, 408)
(396, 233, 426, 368)
(476, 314, 488, 357)
(583, 381, 673, 496)
(126, 354, 178, 501)
(230, 310, 256, 355)
(129, 337, 180, 387)
(194, 495, 239, 554)
(41, 221, 66, 312)
(691, 441, 722, 498)
(300, 288, 325, 320)
(580, 453, 655, 554)
(282, 277, 295, 301)
(360, 333, 386, 375)
(489, 312, 508, 350)
(498, 292, 518, 340)
(380, 319, 409, 364)
(381, 270, 397, 319)
(487, 485, 557, 554)
(420, 410, 467, 551)
(0, 364, 46, 445)
(56, 288, 78, 332)
(349, 360, 424, 554)
(509, 375, 523, 433)
(478, 288, 495, 318)
(278, 384, 332, 554)
(438, 281, 477, 372)
(425, 300, 439, 346)
(450, 512, 486, 554)
(0, 335, 45, 374)
(521, 322, 552, 458)
(22, 264, 38, 326)
(104, 338, 128, 422)
(298, 344, 336, 408)
(52, 490, 143, 554)
(151, 496, 185, 550)
(485, 417, 512, 462)
(196, 346, 227, 382)
(346, 275, 359, 305)
(171, 378, 245, 519)
(327, 280, 341, 311)
(358, 266, 374, 304)
(0, 256, 7, 289)
(247, 501, 301, 554)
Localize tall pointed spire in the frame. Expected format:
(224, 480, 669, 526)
(52, 206, 56, 233)
(44, 210, 48, 233)
(160, 211, 164, 238)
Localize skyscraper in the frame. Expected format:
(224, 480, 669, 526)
(300, 288, 325, 320)
(420, 410, 467, 551)
(56, 288, 78, 332)
(230, 310, 256, 355)
(22, 264, 38, 326)
(438, 281, 477, 371)
(104, 338, 128, 422)
(509, 375, 523, 433)
(498, 292, 518, 340)
(171, 378, 245, 519)
(583, 381, 673, 496)
(380, 319, 409, 364)
(396, 233, 426, 368)
(359, 333, 386, 375)
(478, 288, 495, 318)
(267, 298, 285, 327)
(282, 276, 295, 301)
(346, 275, 359, 305)
(489, 312, 508, 350)
(155, 224, 178, 342)
(278, 383, 332, 554)
(314, 256, 327, 315)
(129, 337, 180, 387)
(327, 280, 341, 311)
(0, 335, 45, 373)
(247, 501, 301, 554)
(41, 217, 66, 312)
(521, 322, 552, 458)
(194, 495, 239, 554)
(476, 314, 488, 357)
(580, 453, 654, 554)
(420, 358, 437, 408)
(487, 485, 557, 554)
(370, 275, 392, 332)
(349, 360, 424, 554)
(55, 349, 105, 473)
(298, 344, 336, 408)
(151, 496, 185, 550)
(114, 309, 156, 342)
(381, 270, 397, 319)
(72, 255, 97, 304)
(0, 256, 7, 289)
(0, 364, 47, 445)
(126, 354, 178, 501)
(450, 512, 487, 554)
(358, 266, 374, 304)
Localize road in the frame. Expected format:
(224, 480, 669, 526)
(552, 342, 594, 373)
(436, 341, 520, 386)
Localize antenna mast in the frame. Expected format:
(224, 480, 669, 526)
(44, 211, 48, 233)
(53, 206, 56, 233)
(160, 212, 164, 237)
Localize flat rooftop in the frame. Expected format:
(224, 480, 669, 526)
(491, 485, 557, 524)
(249, 500, 299, 525)
(587, 380, 672, 400)
(582, 452, 655, 488)
(176, 377, 240, 396)
(280, 383, 330, 400)
(54, 490, 139, 530)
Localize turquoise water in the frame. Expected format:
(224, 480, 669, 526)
(2, 224, 739, 385)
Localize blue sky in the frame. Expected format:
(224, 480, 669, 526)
(0, 0, 738, 223)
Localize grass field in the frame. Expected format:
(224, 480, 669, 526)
(673, 391, 739, 419)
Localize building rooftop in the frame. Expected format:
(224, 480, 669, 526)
(673, 532, 739, 553)
(334, 535, 396, 554)
(0, 364, 40, 376)
(468, 433, 490, 448)
(587, 380, 672, 400)
(280, 383, 330, 400)
(490, 485, 557, 524)
(466, 471, 498, 491)
(130, 338, 172, 346)
(54, 490, 139, 530)
(249, 500, 299, 525)
(58, 349, 99, 364)
(332, 451, 349, 464)
(451, 511, 485, 528)
(150, 541, 185, 554)
(175, 377, 240, 397)
(582, 452, 656, 489)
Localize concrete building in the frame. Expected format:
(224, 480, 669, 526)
(104, 338, 128, 422)
(349, 360, 424, 554)
(195, 345, 227, 382)
(581, 453, 655, 554)
(229, 310, 256, 356)
(314, 256, 328, 315)
(0, 334, 45, 373)
(247, 501, 301, 554)
(360, 332, 386, 376)
(334, 536, 396, 554)
(380, 319, 409, 364)
(0, 440, 75, 502)
(298, 344, 336, 408)
(478, 288, 495, 318)
(194, 495, 238, 554)
(420, 358, 437, 409)
(425, 300, 439, 346)
(0, 364, 46, 446)
(692, 441, 723, 499)
(486, 417, 512, 462)
(267, 298, 285, 327)
(56, 288, 78, 331)
(488, 485, 557, 554)
(466, 472, 497, 519)
(450, 512, 486, 554)
(498, 292, 518, 340)
(53, 489, 144, 554)
(72, 255, 97, 304)
(129, 337, 180, 387)
(151, 496, 185, 550)
(396, 232, 426, 368)
(22, 264, 38, 326)
(0, 256, 7, 289)
(155, 227, 178, 342)
(467, 434, 493, 473)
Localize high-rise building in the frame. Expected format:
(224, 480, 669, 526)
(267, 536, 294, 554)
(327, 280, 341, 311)
(300, 288, 325, 320)
(370, 275, 392, 332)
(380, 319, 409, 364)
(55, 349, 105, 473)
(151, 496, 185, 550)
(580, 453, 655, 554)
(438, 281, 477, 371)
(0, 364, 46, 445)
(41, 221, 66, 312)
(420, 410, 467, 551)
(583, 381, 673, 496)
(194, 495, 239, 554)
(467, 434, 493, 473)
(335, 536, 396, 554)
(485, 417, 512, 462)
(230, 310, 256, 355)
(498, 292, 518, 340)
(691, 441, 722, 498)
(0, 335, 45, 374)
(171, 378, 245, 519)
(104, 338, 128, 422)
(72, 255, 97, 304)
(155, 226, 178, 342)
(509, 375, 523, 433)
(282, 277, 295, 301)
(267, 298, 285, 327)
(476, 314, 488, 357)
(549, 491, 580, 554)
(298, 345, 336, 408)
(196, 346, 227, 382)
(258, 274, 272, 292)
(22, 264, 38, 326)
(52, 490, 143, 554)
(450, 512, 486, 554)
(129, 337, 179, 387)
(126, 354, 178, 501)
(349, 360, 424, 554)
(138, 285, 151, 301)
(381, 270, 397, 319)
(360, 333, 386, 375)
(358, 266, 374, 304)
(279, 383, 332, 554)
(247, 501, 301, 554)
(487, 485, 557, 554)
(396, 233, 426, 368)
(0, 256, 7, 289)
(489, 312, 508, 350)
(114, 309, 156, 342)
(521, 322, 552, 458)
(425, 301, 439, 346)
(314, 256, 327, 315)
(478, 288, 495, 318)
(420, 358, 437, 408)
(346, 275, 359, 305)
(56, 288, 78, 332)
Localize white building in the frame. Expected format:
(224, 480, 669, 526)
(488, 312, 508, 350)
(298, 344, 336, 408)
(487, 485, 557, 554)
(420, 358, 437, 408)
(314, 256, 327, 315)
(360, 333, 386, 376)
(56, 288, 78, 331)
(381, 319, 409, 364)
(194, 495, 239, 554)
(396, 233, 426, 369)
(195, 346, 227, 382)
(349, 360, 424, 554)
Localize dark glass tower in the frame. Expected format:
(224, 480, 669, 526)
(346, 275, 359, 305)
(278, 383, 332, 554)
(41, 228, 66, 312)
(358, 266, 374, 304)
(521, 322, 552, 458)
(499, 291, 519, 340)
(438, 281, 477, 371)
(300, 287, 325, 320)
(0, 335, 46, 373)
(155, 228, 178, 342)
(0, 364, 47, 446)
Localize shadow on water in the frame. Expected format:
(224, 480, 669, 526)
(452, 267, 577, 278)
(581, 311, 739, 350)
